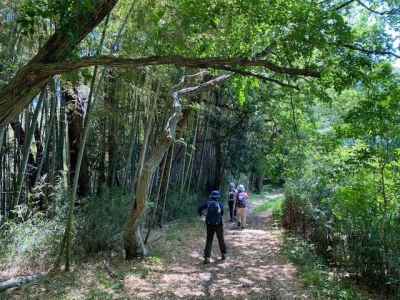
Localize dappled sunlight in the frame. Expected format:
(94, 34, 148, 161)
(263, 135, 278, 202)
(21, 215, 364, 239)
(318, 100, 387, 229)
(124, 276, 155, 298)
(5, 192, 310, 299)
(121, 192, 310, 299)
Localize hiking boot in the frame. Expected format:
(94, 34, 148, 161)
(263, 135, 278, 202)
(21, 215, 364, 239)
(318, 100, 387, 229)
(221, 254, 226, 261)
(237, 222, 241, 227)
(203, 258, 210, 264)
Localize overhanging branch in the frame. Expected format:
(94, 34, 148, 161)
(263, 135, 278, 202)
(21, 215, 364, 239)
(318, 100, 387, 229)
(32, 55, 321, 78)
(0, 54, 320, 125)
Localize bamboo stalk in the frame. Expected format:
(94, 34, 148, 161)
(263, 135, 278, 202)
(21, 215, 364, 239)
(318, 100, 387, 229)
(13, 91, 45, 208)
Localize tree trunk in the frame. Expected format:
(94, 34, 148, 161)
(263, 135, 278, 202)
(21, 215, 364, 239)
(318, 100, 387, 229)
(64, 86, 90, 197)
(160, 142, 175, 227)
(255, 175, 264, 193)
(123, 73, 231, 259)
(123, 135, 173, 258)
(214, 138, 225, 190)
(0, 0, 119, 125)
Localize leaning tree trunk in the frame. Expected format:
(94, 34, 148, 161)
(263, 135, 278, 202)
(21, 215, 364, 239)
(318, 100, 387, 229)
(123, 135, 175, 259)
(123, 73, 232, 259)
(160, 141, 175, 227)
(0, 0, 119, 125)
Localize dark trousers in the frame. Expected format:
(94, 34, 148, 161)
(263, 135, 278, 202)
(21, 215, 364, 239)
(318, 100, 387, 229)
(204, 224, 226, 258)
(228, 200, 235, 220)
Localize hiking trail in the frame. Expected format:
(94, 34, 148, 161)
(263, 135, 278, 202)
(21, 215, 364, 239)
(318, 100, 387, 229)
(6, 189, 310, 300)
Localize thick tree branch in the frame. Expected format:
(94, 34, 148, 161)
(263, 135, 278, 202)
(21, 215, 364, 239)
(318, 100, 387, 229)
(0, 0, 119, 126)
(31, 56, 321, 78)
(33, 0, 118, 63)
(0, 55, 320, 125)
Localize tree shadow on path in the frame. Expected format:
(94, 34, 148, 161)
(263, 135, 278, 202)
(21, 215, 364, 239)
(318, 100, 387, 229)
(124, 192, 310, 300)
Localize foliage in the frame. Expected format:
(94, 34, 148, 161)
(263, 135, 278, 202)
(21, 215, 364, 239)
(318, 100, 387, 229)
(253, 196, 283, 214)
(162, 189, 199, 222)
(18, 0, 98, 35)
(281, 69, 400, 294)
(75, 187, 131, 254)
(0, 0, 400, 297)
(283, 235, 367, 300)
(0, 180, 67, 270)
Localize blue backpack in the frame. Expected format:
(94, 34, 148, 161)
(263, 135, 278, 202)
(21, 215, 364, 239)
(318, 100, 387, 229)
(206, 200, 222, 225)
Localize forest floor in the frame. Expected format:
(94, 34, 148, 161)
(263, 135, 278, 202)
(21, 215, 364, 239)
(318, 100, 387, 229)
(4, 189, 311, 300)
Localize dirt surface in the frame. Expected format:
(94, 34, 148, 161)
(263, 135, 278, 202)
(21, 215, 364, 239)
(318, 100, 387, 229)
(4, 191, 310, 300)
(122, 191, 310, 300)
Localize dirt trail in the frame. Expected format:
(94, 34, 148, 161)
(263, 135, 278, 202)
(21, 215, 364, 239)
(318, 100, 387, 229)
(5, 190, 310, 300)
(124, 191, 310, 300)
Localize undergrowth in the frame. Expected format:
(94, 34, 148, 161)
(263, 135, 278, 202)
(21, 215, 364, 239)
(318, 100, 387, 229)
(253, 195, 283, 214)
(282, 235, 368, 300)
(0, 181, 67, 274)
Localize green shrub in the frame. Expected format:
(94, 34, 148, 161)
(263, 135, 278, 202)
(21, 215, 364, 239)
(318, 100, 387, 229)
(282, 145, 400, 295)
(0, 184, 67, 271)
(163, 189, 199, 222)
(283, 235, 366, 300)
(75, 188, 131, 254)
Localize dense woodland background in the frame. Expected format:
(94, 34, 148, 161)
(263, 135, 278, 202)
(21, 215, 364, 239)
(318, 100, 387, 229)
(0, 0, 400, 298)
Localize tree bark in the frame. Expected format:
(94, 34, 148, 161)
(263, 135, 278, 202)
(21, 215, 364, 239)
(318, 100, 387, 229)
(64, 86, 90, 197)
(123, 74, 232, 259)
(0, 0, 119, 125)
(0, 53, 320, 126)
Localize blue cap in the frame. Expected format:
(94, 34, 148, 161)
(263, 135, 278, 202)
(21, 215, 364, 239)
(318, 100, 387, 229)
(210, 190, 221, 200)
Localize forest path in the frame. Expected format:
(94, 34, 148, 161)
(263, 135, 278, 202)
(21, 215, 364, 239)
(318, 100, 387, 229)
(5, 189, 310, 300)
(123, 189, 310, 300)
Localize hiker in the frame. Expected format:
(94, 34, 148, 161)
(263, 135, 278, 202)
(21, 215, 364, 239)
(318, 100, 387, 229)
(236, 184, 249, 229)
(228, 182, 237, 222)
(198, 190, 227, 264)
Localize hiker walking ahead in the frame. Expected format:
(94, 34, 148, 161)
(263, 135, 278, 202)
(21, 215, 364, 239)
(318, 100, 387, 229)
(236, 184, 249, 229)
(228, 182, 237, 222)
(198, 190, 227, 264)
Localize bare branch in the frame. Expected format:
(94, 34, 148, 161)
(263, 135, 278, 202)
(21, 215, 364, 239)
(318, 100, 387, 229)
(171, 71, 209, 90)
(216, 66, 300, 90)
(343, 44, 400, 59)
(356, 0, 400, 15)
(335, 0, 356, 10)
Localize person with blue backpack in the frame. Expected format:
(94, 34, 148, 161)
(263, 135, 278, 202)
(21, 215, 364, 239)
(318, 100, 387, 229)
(198, 190, 227, 264)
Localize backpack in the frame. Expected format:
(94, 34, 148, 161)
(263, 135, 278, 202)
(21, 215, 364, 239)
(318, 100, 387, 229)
(236, 192, 247, 208)
(228, 191, 236, 202)
(206, 200, 222, 225)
